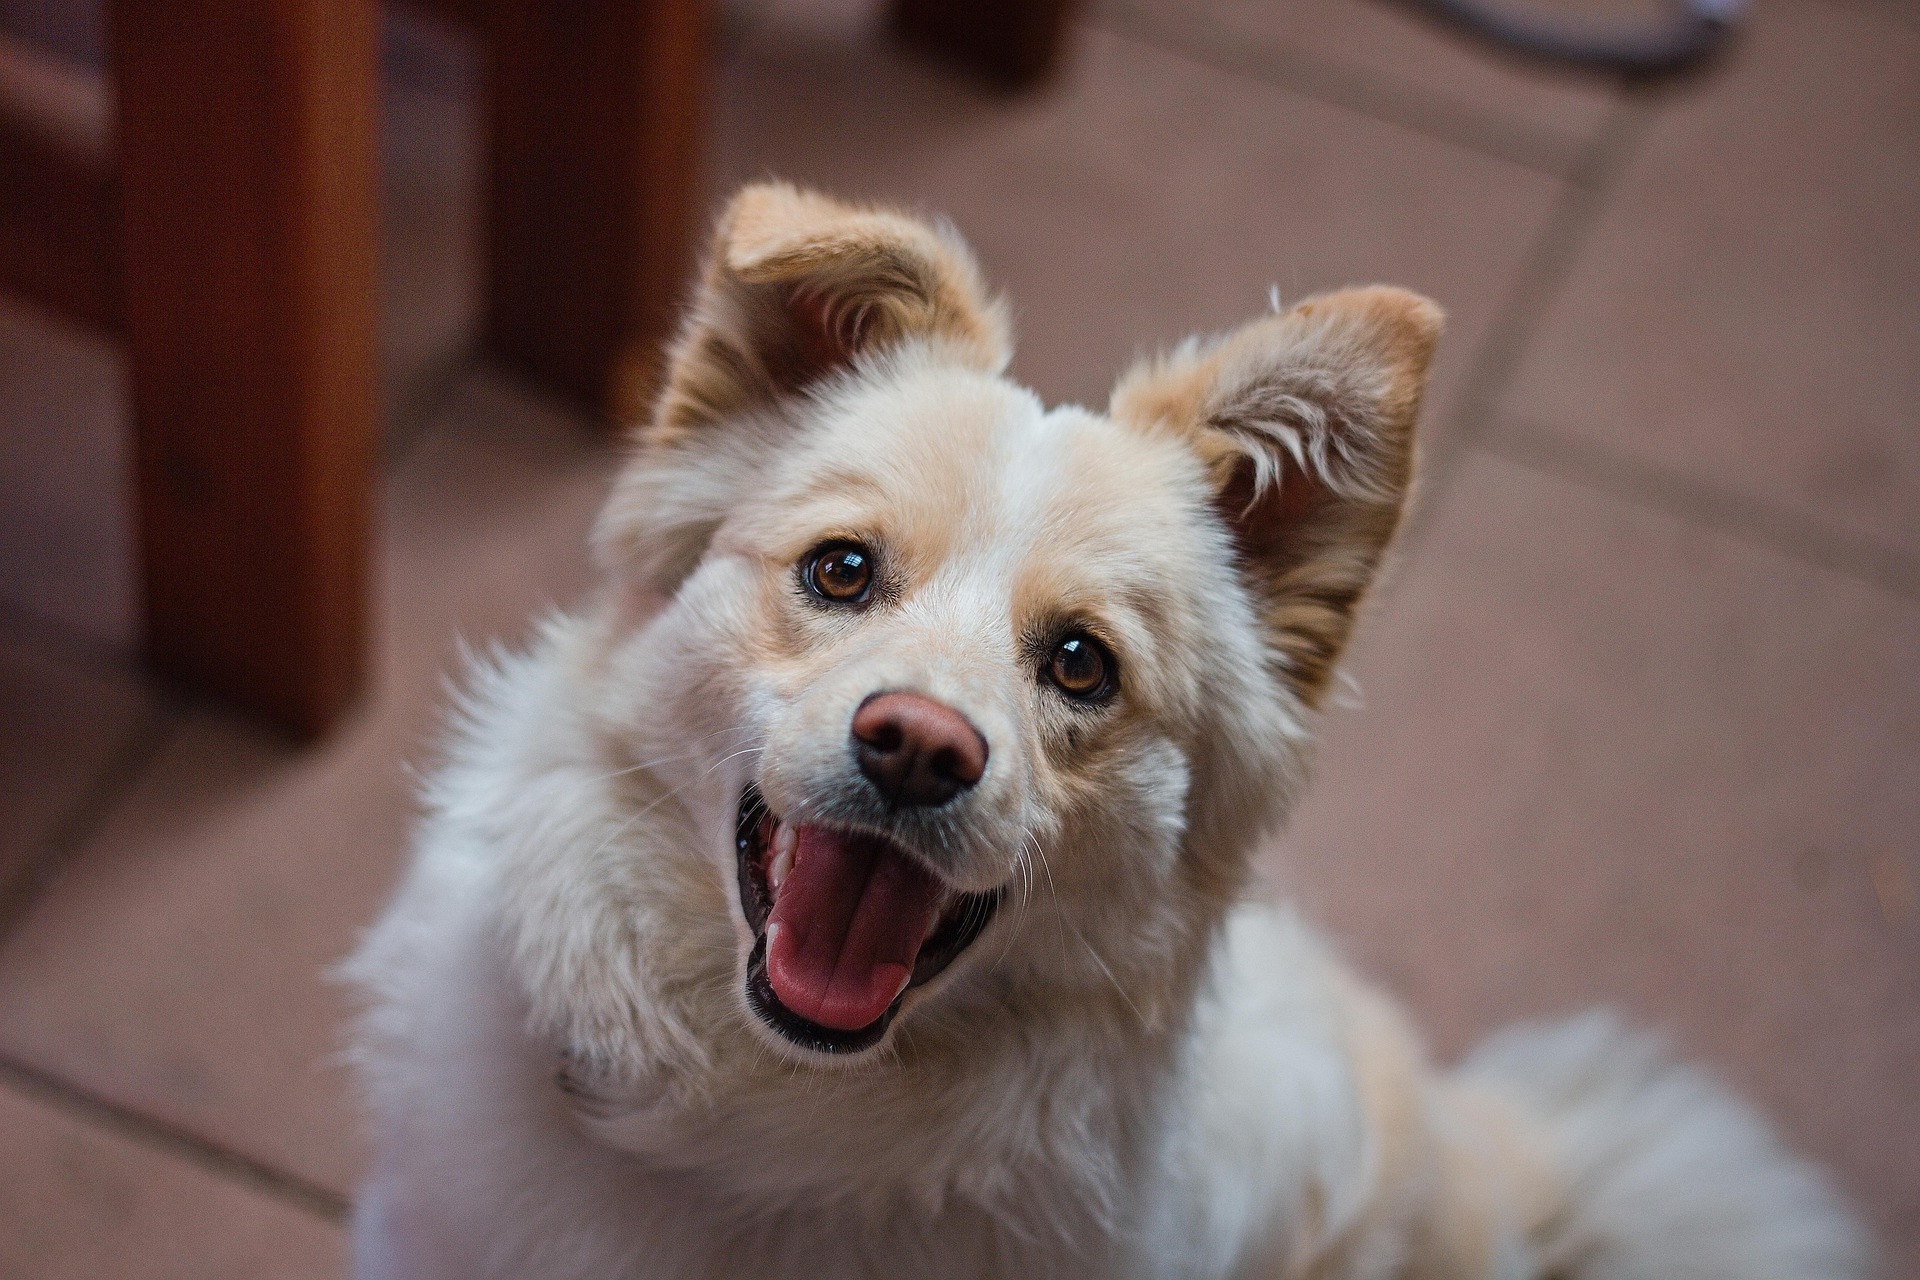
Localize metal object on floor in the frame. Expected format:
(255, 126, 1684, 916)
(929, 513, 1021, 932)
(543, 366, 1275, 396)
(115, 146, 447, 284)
(1399, 0, 1748, 75)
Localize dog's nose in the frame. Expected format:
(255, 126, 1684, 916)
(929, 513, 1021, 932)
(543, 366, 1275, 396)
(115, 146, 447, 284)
(851, 692, 988, 808)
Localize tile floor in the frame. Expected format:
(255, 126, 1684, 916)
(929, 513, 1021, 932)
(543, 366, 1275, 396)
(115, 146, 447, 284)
(0, 0, 1913, 1274)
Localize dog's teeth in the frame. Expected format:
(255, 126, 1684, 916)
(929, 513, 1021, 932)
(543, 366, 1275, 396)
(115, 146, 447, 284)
(923, 911, 942, 941)
(767, 822, 797, 893)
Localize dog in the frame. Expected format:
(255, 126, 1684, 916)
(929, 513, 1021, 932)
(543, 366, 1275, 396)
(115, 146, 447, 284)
(344, 182, 1872, 1279)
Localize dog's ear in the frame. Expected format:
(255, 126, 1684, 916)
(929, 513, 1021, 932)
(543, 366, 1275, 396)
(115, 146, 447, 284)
(597, 182, 1011, 588)
(1111, 287, 1443, 707)
(655, 181, 1012, 437)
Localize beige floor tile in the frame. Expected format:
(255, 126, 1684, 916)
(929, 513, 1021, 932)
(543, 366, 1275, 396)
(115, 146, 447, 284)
(1498, 0, 1920, 564)
(0, 632, 154, 900)
(0, 1083, 343, 1280)
(0, 373, 615, 1196)
(1265, 452, 1919, 1266)
(716, 16, 1565, 431)
(1095, 0, 1630, 172)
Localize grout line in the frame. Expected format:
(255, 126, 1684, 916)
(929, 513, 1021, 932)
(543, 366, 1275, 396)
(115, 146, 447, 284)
(1397, 61, 1920, 607)
(29, 702, 175, 858)
(386, 343, 479, 468)
(1088, 0, 1605, 179)
(0, 1055, 350, 1226)
(0, 699, 181, 943)
(1396, 91, 1654, 555)
(1441, 91, 1653, 438)
(1476, 421, 1920, 602)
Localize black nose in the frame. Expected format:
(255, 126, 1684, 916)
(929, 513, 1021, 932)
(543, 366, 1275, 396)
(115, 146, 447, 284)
(851, 692, 988, 808)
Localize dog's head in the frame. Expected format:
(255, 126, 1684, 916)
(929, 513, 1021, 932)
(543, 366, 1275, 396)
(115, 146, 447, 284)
(552, 183, 1439, 1075)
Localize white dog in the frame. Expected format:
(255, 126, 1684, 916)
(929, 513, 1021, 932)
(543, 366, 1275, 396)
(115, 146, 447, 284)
(345, 183, 1871, 1279)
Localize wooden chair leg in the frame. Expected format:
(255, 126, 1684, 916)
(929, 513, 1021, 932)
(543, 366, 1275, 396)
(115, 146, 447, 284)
(890, 0, 1080, 88)
(110, 0, 382, 738)
(482, 0, 709, 422)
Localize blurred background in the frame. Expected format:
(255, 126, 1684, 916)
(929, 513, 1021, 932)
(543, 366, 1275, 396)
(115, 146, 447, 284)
(0, 0, 1913, 1275)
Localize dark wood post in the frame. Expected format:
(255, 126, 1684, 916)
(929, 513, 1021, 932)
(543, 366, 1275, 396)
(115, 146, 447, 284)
(110, 0, 383, 737)
(482, 0, 709, 421)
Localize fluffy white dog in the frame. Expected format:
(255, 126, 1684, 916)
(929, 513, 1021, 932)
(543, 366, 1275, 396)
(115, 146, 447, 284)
(345, 183, 1871, 1279)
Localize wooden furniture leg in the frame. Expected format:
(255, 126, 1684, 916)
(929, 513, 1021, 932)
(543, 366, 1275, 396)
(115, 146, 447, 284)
(483, 0, 709, 421)
(110, 0, 382, 738)
(890, 0, 1080, 87)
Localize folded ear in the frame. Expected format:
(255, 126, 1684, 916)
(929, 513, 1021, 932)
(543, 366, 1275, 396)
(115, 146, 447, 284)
(685, 182, 1012, 410)
(599, 182, 1011, 586)
(1111, 287, 1443, 707)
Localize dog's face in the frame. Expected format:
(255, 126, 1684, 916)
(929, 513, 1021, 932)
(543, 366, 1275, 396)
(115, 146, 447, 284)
(649, 365, 1253, 1056)
(569, 184, 1440, 1072)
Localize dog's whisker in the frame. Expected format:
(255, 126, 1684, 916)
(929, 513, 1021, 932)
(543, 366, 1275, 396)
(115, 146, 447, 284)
(974, 827, 1038, 981)
(573, 725, 763, 790)
(1028, 830, 1071, 973)
(1064, 915, 1149, 1034)
(578, 760, 746, 865)
(987, 833, 1040, 976)
(701, 745, 766, 780)
(575, 747, 724, 790)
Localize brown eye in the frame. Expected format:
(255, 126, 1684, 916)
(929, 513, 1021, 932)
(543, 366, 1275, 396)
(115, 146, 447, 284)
(1048, 634, 1114, 701)
(805, 542, 874, 603)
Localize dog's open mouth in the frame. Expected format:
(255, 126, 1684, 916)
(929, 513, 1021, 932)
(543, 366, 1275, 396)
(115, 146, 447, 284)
(735, 789, 999, 1054)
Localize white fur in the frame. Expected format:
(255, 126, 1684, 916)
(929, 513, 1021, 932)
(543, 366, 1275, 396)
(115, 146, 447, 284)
(1459, 1015, 1874, 1280)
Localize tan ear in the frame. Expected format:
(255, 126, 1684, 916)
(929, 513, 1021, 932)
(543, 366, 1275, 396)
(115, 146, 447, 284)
(646, 181, 1011, 448)
(597, 183, 1010, 588)
(1111, 287, 1443, 706)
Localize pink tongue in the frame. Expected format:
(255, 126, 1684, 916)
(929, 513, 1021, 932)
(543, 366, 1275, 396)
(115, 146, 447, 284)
(766, 826, 942, 1032)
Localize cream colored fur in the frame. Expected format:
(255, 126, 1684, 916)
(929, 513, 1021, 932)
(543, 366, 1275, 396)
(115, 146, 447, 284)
(344, 184, 1872, 1280)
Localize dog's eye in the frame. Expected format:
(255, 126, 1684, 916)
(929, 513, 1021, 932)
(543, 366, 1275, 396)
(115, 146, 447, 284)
(804, 542, 875, 603)
(1047, 634, 1114, 701)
